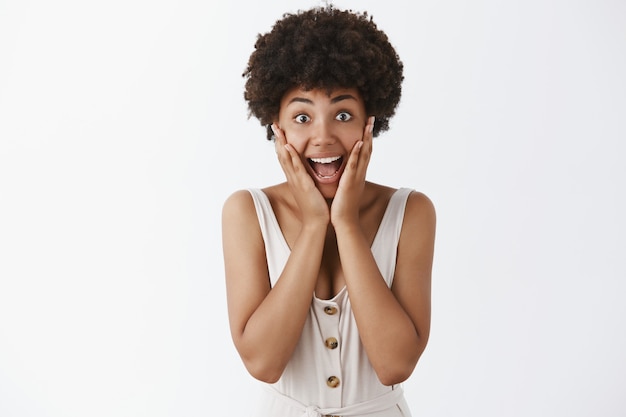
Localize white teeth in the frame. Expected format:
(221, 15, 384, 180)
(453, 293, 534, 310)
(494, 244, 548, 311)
(309, 155, 341, 164)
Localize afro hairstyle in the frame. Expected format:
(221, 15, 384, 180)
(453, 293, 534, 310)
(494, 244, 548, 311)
(242, 5, 404, 140)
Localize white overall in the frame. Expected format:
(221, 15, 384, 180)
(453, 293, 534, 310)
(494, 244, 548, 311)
(248, 187, 414, 417)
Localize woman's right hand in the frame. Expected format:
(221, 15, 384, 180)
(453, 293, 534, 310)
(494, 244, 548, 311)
(272, 124, 329, 227)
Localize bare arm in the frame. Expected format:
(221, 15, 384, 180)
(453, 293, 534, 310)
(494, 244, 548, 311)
(335, 191, 436, 385)
(222, 190, 327, 383)
(331, 119, 435, 385)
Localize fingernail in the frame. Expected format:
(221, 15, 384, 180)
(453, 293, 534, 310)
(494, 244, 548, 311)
(271, 124, 277, 135)
(369, 117, 375, 133)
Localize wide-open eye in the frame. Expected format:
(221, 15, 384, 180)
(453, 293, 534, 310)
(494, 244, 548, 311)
(336, 111, 352, 122)
(295, 114, 311, 124)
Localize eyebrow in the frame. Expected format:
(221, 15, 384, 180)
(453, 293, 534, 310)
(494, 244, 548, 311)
(331, 94, 357, 103)
(287, 94, 357, 106)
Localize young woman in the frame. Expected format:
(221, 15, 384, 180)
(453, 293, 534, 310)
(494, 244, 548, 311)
(222, 6, 436, 416)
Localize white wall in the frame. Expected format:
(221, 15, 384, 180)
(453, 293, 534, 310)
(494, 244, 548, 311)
(1, 0, 624, 416)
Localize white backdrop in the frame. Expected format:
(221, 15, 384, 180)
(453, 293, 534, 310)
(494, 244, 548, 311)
(1, 0, 625, 416)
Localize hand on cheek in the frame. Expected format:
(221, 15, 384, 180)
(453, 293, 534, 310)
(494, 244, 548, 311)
(331, 116, 375, 227)
(271, 123, 329, 225)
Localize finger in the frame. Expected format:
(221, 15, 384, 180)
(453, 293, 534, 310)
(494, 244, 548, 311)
(362, 116, 375, 155)
(346, 116, 374, 175)
(357, 116, 375, 169)
(271, 123, 285, 151)
(344, 139, 364, 175)
(364, 116, 375, 136)
(271, 124, 295, 179)
(272, 124, 297, 160)
(272, 123, 311, 185)
(272, 124, 291, 162)
(283, 142, 300, 168)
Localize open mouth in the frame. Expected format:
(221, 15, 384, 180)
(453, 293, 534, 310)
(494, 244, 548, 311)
(308, 155, 344, 179)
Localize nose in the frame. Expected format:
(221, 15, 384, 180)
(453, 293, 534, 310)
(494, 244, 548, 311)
(311, 119, 336, 146)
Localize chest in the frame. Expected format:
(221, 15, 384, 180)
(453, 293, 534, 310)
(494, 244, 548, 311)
(275, 206, 387, 300)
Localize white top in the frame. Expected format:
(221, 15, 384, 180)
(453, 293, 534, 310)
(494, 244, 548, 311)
(248, 187, 414, 417)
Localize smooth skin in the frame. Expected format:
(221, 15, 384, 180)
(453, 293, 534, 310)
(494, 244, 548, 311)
(222, 87, 436, 385)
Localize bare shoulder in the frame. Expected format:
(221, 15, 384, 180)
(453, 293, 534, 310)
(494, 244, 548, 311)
(405, 191, 436, 221)
(222, 189, 259, 231)
(393, 190, 436, 294)
(222, 189, 253, 212)
(401, 190, 436, 243)
(222, 189, 267, 275)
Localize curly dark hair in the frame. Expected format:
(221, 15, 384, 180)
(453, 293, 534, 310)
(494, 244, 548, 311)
(243, 5, 404, 140)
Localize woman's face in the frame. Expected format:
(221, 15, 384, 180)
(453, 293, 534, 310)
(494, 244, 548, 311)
(276, 86, 368, 198)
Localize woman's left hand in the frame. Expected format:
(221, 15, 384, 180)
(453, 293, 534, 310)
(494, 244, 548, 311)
(330, 116, 375, 228)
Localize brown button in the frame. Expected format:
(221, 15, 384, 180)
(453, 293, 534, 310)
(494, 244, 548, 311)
(325, 337, 338, 349)
(326, 376, 339, 388)
(327, 376, 340, 388)
(324, 306, 337, 315)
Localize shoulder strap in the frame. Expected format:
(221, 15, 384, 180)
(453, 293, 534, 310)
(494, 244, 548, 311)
(246, 188, 290, 286)
(371, 188, 413, 287)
